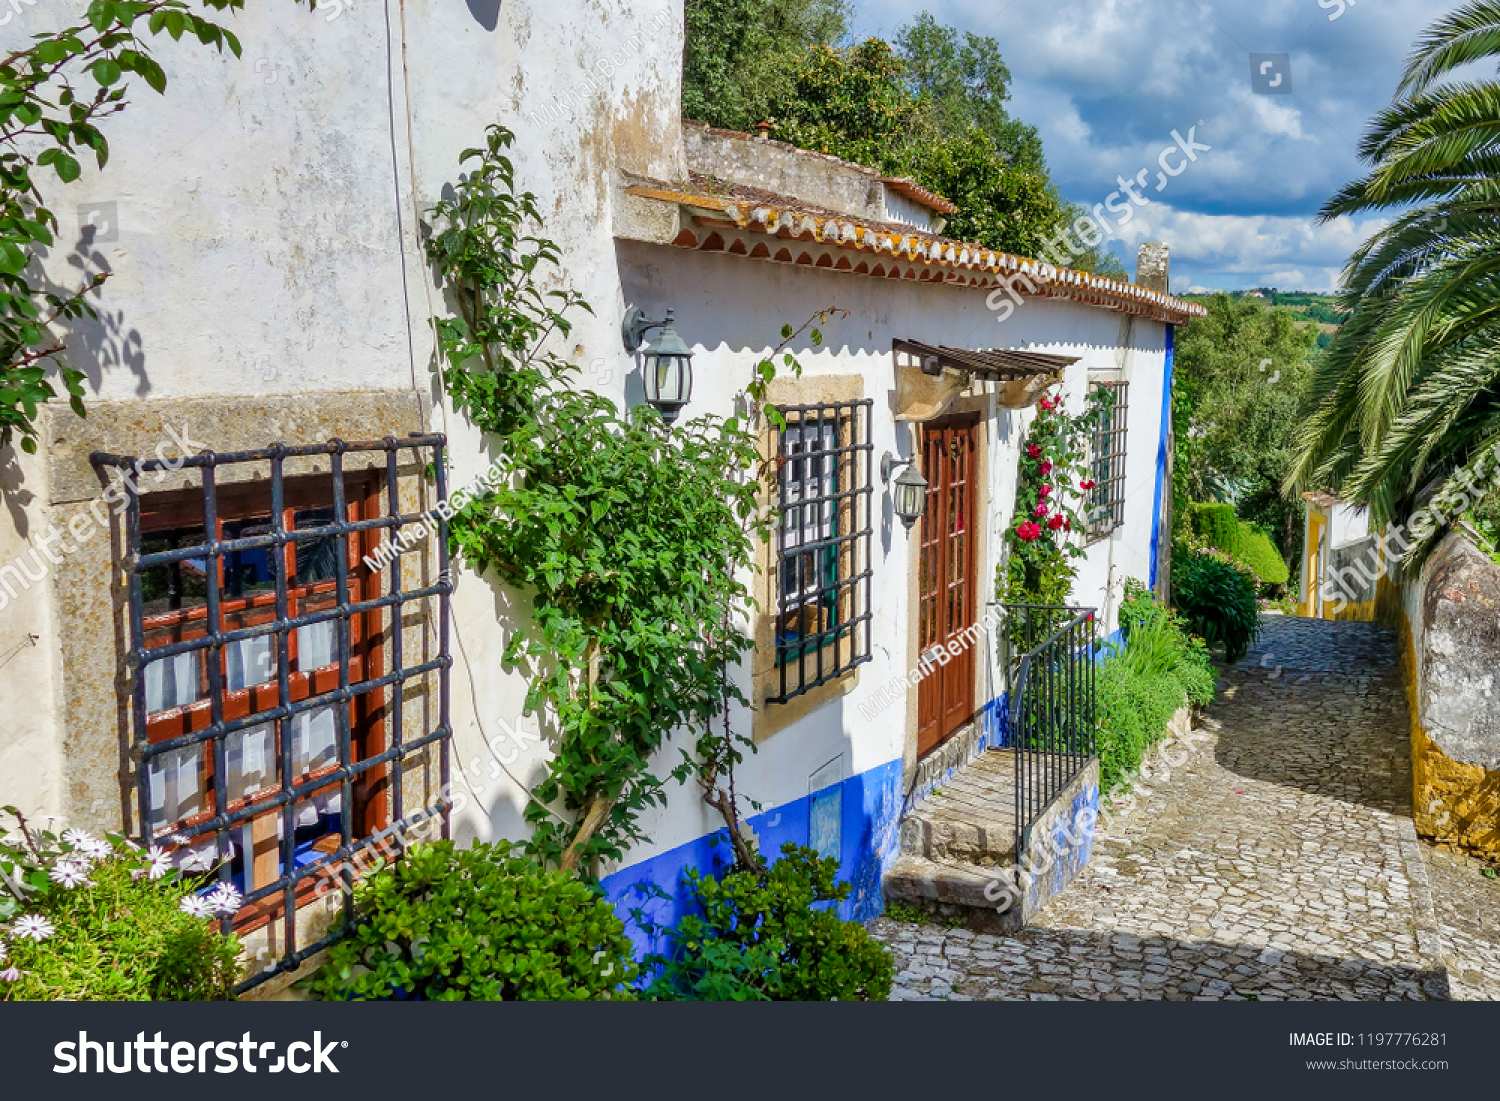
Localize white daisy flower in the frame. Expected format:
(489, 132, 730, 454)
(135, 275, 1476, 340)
(74, 838, 112, 863)
(48, 862, 92, 889)
(12, 914, 55, 941)
(145, 847, 173, 881)
(178, 895, 215, 919)
(60, 828, 98, 849)
(206, 882, 243, 916)
(0, 966, 19, 983)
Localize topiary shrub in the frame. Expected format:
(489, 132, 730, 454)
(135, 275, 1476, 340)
(1185, 503, 1290, 589)
(1188, 502, 1239, 554)
(642, 844, 893, 1001)
(1171, 547, 1260, 661)
(1234, 521, 1290, 586)
(305, 840, 636, 1000)
(1, 810, 241, 1000)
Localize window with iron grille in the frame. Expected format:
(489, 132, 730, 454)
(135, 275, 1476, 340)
(1086, 381, 1128, 539)
(769, 400, 874, 703)
(94, 436, 452, 992)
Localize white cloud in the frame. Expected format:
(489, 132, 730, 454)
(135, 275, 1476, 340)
(852, 0, 1452, 288)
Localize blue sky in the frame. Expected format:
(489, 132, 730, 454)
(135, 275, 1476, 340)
(841, 0, 1459, 293)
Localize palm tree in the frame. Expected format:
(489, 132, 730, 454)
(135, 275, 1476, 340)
(1288, 0, 1500, 561)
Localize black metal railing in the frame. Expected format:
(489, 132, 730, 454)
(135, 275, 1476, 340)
(1001, 604, 1097, 857)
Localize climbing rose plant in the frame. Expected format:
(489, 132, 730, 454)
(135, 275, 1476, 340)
(1001, 388, 1112, 608)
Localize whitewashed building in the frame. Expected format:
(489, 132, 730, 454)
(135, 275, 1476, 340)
(0, 1, 1202, 986)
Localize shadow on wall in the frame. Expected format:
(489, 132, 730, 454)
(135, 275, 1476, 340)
(41, 223, 147, 399)
(466, 0, 501, 31)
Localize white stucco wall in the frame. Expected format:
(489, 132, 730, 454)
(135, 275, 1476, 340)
(2, 1, 1175, 880)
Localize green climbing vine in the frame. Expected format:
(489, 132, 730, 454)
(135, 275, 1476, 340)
(424, 124, 837, 876)
(1, 0, 256, 455)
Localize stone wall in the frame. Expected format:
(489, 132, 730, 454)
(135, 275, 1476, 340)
(1383, 534, 1500, 855)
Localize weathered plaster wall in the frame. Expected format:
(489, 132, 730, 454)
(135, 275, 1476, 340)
(1388, 534, 1500, 854)
(682, 122, 885, 219)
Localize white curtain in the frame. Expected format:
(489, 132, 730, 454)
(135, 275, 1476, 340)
(146, 743, 204, 828)
(143, 651, 199, 712)
(225, 635, 274, 691)
(292, 705, 338, 777)
(225, 721, 275, 803)
(297, 619, 336, 671)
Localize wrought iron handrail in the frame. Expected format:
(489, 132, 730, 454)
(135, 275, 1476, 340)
(1002, 604, 1097, 858)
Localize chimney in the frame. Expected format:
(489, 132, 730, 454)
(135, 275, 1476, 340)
(1136, 242, 1170, 294)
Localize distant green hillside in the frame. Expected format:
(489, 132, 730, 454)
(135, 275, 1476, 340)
(1180, 289, 1346, 349)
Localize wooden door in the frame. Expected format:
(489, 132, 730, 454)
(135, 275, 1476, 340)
(917, 416, 979, 756)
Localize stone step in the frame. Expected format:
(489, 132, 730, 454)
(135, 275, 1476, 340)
(881, 854, 1023, 934)
(900, 746, 1028, 863)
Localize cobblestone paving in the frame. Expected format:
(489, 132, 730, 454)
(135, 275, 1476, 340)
(1424, 845, 1500, 1000)
(873, 617, 1493, 1001)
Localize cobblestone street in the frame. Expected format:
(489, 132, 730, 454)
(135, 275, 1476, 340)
(873, 616, 1500, 1000)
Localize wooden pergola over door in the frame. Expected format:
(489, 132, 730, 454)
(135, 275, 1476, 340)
(917, 415, 979, 756)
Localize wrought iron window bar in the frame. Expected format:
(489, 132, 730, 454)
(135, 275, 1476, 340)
(769, 400, 874, 704)
(1087, 380, 1129, 539)
(92, 434, 452, 992)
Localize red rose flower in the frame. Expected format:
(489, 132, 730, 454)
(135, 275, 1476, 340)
(1080, 479, 1096, 491)
(1034, 502, 1048, 517)
(1039, 484, 1051, 498)
(1048, 514, 1065, 530)
(1039, 460, 1053, 476)
(1027, 444, 1041, 458)
(1016, 521, 1042, 542)
(1064, 517, 1072, 531)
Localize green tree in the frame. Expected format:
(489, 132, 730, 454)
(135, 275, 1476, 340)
(682, 8, 1108, 263)
(1175, 293, 1315, 570)
(681, 0, 850, 130)
(1288, 0, 1500, 560)
(893, 11, 1044, 174)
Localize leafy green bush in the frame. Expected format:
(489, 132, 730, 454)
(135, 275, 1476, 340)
(1184, 503, 1290, 587)
(1234, 522, 1290, 586)
(306, 840, 636, 1000)
(1098, 586, 1217, 791)
(643, 844, 893, 1001)
(1, 811, 241, 1000)
(1097, 659, 1190, 793)
(1171, 547, 1260, 661)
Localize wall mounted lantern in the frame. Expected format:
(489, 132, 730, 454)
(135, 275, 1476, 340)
(881, 451, 928, 531)
(622, 306, 694, 423)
